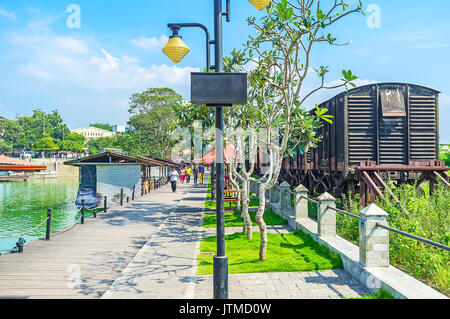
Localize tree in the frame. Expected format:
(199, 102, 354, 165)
(0, 118, 25, 152)
(36, 135, 59, 152)
(16, 109, 70, 150)
(127, 88, 183, 158)
(225, 0, 363, 260)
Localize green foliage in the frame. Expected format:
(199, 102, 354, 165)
(197, 231, 342, 275)
(36, 135, 59, 152)
(0, 118, 24, 152)
(338, 183, 450, 296)
(350, 289, 396, 300)
(440, 146, 450, 166)
(16, 110, 70, 151)
(127, 88, 183, 158)
(90, 123, 112, 131)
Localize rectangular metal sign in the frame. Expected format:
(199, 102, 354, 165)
(191, 72, 247, 106)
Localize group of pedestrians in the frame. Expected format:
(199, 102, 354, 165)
(169, 164, 205, 193)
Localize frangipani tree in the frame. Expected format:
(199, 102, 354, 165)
(225, 0, 363, 260)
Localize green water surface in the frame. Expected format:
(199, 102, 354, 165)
(0, 177, 80, 254)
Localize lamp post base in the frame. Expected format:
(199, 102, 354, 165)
(213, 255, 228, 299)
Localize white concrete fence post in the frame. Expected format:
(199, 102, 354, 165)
(271, 182, 280, 204)
(280, 181, 291, 212)
(317, 192, 336, 237)
(294, 184, 309, 219)
(359, 204, 390, 267)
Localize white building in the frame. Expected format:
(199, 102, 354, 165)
(112, 125, 126, 135)
(71, 126, 116, 141)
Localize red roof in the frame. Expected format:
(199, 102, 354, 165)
(0, 155, 32, 165)
(0, 155, 47, 171)
(202, 144, 238, 164)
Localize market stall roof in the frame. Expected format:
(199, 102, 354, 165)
(0, 155, 47, 172)
(64, 151, 175, 167)
(201, 144, 238, 164)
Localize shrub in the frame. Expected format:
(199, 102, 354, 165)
(337, 182, 449, 296)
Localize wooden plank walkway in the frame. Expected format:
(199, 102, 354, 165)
(0, 183, 193, 299)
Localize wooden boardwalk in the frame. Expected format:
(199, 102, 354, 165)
(0, 183, 192, 299)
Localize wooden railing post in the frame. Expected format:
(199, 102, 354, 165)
(45, 209, 52, 241)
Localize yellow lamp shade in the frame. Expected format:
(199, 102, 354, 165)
(249, 0, 273, 11)
(162, 36, 190, 63)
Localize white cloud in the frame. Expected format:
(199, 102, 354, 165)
(130, 35, 169, 50)
(10, 30, 198, 94)
(411, 42, 450, 49)
(0, 7, 16, 20)
(17, 62, 52, 80)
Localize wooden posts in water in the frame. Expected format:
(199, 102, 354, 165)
(104, 196, 107, 213)
(45, 209, 52, 241)
(132, 186, 135, 200)
(120, 189, 124, 206)
(81, 200, 85, 224)
(93, 209, 97, 218)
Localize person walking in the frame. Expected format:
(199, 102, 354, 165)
(198, 164, 205, 184)
(185, 166, 192, 184)
(169, 168, 179, 193)
(180, 167, 186, 183)
(193, 165, 199, 184)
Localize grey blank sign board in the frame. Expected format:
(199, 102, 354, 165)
(191, 72, 247, 106)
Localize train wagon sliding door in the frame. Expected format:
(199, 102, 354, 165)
(347, 86, 377, 166)
(408, 86, 439, 162)
(378, 85, 408, 165)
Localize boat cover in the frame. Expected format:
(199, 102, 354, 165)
(75, 188, 101, 209)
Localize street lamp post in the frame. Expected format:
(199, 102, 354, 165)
(163, 0, 273, 300)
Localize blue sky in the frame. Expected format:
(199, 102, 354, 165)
(0, 0, 450, 143)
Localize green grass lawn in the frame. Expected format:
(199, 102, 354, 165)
(204, 197, 260, 210)
(202, 209, 287, 228)
(348, 289, 395, 299)
(197, 231, 342, 275)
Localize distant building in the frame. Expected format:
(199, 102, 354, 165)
(71, 126, 116, 141)
(112, 125, 126, 135)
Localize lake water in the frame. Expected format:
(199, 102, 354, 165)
(0, 177, 81, 254)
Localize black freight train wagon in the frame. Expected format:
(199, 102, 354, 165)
(279, 83, 449, 203)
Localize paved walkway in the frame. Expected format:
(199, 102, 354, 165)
(194, 271, 370, 299)
(102, 183, 205, 298)
(0, 174, 371, 299)
(104, 180, 371, 299)
(0, 182, 191, 299)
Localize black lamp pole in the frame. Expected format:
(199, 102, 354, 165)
(213, 0, 228, 300)
(168, 0, 230, 300)
(167, 23, 212, 72)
